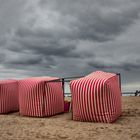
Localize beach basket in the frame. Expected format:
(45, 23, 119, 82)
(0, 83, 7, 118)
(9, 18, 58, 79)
(70, 71, 122, 123)
(18, 77, 64, 117)
(0, 80, 19, 114)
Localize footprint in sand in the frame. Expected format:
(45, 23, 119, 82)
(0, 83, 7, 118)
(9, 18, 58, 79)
(57, 134, 69, 139)
(131, 133, 140, 139)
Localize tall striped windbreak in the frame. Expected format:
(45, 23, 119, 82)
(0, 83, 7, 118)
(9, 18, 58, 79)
(70, 71, 122, 123)
(0, 80, 19, 114)
(18, 77, 64, 117)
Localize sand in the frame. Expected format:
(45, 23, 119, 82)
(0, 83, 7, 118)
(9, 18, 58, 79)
(0, 97, 140, 140)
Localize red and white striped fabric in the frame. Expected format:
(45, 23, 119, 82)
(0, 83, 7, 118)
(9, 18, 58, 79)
(70, 71, 122, 123)
(0, 80, 19, 114)
(18, 77, 64, 117)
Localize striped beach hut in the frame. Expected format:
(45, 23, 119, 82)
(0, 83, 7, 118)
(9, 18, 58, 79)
(70, 71, 122, 123)
(0, 80, 19, 114)
(18, 77, 64, 117)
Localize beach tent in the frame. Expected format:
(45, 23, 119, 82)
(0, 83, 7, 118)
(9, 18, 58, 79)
(18, 77, 64, 117)
(70, 71, 122, 123)
(0, 80, 19, 114)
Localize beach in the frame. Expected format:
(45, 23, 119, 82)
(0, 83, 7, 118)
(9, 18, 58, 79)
(0, 96, 140, 140)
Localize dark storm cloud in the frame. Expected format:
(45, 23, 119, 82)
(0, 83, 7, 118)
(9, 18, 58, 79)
(88, 61, 108, 70)
(88, 60, 140, 72)
(4, 0, 140, 64)
(6, 54, 42, 65)
(2, 50, 59, 70)
(0, 53, 5, 63)
(39, 0, 140, 41)
(120, 62, 140, 71)
(6, 26, 91, 59)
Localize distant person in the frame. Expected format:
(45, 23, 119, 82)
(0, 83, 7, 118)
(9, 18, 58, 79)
(135, 90, 138, 96)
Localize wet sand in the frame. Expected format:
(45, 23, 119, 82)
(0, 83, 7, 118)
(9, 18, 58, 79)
(0, 97, 140, 140)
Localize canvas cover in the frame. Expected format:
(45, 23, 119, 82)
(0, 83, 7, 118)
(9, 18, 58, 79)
(70, 71, 122, 123)
(18, 77, 64, 117)
(0, 80, 19, 114)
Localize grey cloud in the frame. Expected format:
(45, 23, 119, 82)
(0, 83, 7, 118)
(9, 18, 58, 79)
(88, 60, 140, 72)
(39, 0, 140, 41)
(0, 0, 28, 36)
(3, 51, 58, 70)
(88, 61, 108, 69)
(6, 25, 89, 58)
(6, 54, 42, 65)
(0, 53, 5, 63)
(0, 37, 6, 47)
(119, 62, 140, 71)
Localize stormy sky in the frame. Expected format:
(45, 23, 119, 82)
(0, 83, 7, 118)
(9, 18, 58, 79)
(0, 0, 140, 92)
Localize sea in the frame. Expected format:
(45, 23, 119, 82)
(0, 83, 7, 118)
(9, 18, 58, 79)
(64, 92, 136, 97)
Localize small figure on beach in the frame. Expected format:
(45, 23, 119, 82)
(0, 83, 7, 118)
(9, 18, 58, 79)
(134, 90, 140, 96)
(135, 90, 138, 96)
